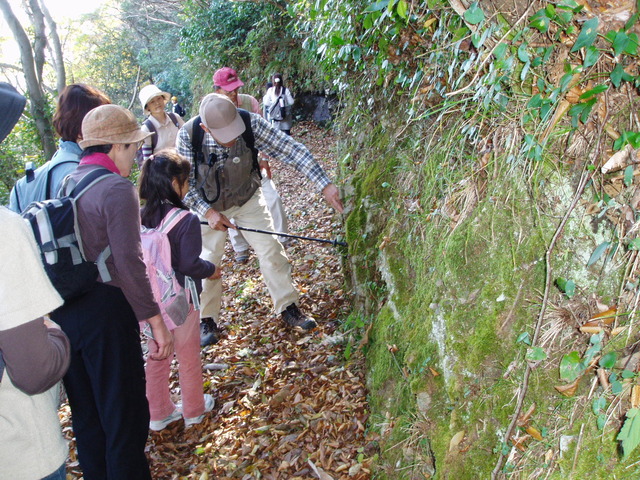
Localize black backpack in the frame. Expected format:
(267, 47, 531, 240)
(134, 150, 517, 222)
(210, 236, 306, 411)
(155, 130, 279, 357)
(21, 168, 114, 300)
(173, 104, 186, 117)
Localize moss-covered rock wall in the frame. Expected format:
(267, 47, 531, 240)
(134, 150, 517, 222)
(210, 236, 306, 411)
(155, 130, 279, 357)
(308, 1, 640, 477)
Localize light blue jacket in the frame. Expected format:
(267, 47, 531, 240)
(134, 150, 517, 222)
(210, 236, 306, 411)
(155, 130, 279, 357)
(9, 140, 82, 213)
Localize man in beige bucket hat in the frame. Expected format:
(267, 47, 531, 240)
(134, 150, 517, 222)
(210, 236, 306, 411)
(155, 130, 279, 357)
(50, 104, 173, 479)
(177, 93, 343, 337)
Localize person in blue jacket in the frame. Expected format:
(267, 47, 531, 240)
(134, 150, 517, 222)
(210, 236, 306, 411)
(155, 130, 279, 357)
(9, 84, 110, 213)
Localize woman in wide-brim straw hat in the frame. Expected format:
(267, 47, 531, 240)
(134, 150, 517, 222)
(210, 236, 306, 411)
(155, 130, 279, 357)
(138, 84, 184, 166)
(50, 104, 174, 480)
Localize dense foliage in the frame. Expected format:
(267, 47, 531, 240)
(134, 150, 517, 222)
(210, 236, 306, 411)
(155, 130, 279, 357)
(179, 0, 325, 100)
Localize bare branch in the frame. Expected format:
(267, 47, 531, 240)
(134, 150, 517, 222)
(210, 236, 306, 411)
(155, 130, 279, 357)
(0, 0, 56, 157)
(122, 12, 183, 28)
(0, 62, 22, 72)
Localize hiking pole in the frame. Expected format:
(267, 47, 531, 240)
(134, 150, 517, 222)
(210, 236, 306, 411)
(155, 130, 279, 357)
(200, 222, 347, 247)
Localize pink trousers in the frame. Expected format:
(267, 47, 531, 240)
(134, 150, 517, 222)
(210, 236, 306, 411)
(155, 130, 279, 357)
(146, 306, 205, 420)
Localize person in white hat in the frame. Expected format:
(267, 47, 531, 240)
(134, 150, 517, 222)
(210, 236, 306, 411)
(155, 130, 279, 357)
(176, 93, 343, 336)
(138, 84, 184, 165)
(50, 104, 174, 480)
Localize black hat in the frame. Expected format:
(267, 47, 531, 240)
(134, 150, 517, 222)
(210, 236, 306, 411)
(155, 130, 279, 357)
(0, 83, 26, 143)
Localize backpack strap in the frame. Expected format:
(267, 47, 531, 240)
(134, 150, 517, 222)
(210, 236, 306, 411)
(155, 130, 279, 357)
(157, 207, 190, 234)
(45, 159, 80, 200)
(168, 112, 180, 128)
(68, 168, 113, 200)
(190, 115, 205, 181)
(143, 118, 157, 152)
(189, 111, 258, 182)
(13, 185, 22, 213)
(67, 168, 115, 283)
(237, 109, 260, 177)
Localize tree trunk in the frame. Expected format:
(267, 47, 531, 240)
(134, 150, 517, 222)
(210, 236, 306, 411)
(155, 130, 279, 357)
(27, 0, 46, 86)
(38, 0, 66, 94)
(0, 0, 56, 159)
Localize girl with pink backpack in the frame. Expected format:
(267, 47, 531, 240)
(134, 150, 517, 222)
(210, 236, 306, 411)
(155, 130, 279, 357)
(139, 150, 221, 430)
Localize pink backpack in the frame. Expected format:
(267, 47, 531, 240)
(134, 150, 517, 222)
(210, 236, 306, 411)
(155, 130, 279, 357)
(140, 208, 191, 332)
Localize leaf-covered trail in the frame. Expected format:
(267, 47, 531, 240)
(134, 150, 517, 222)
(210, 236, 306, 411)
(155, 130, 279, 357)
(61, 122, 373, 480)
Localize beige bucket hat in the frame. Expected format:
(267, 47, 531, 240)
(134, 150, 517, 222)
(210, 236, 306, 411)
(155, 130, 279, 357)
(79, 104, 152, 149)
(139, 84, 170, 114)
(199, 93, 245, 144)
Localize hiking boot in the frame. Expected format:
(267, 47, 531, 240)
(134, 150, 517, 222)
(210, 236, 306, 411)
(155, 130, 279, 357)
(235, 250, 249, 264)
(200, 317, 219, 347)
(149, 408, 182, 431)
(184, 394, 216, 427)
(281, 303, 317, 331)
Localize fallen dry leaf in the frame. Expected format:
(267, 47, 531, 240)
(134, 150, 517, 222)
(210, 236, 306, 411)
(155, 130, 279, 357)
(597, 368, 611, 391)
(526, 425, 543, 441)
(517, 403, 536, 427)
(580, 325, 605, 334)
(378, 236, 390, 250)
(582, 305, 618, 326)
(601, 148, 634, 174)
(555, 377, 581, 397)
(545, 449, 554, 464)
(449, 430, 465, 452)
(308, 459, 335, 480)
(612, 326, 627, 336)
(511, 434, 531, 452)
(632, 385, 640, 409)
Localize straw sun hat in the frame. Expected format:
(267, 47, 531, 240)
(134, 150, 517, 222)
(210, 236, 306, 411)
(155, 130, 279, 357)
(79, 104, 152, 149)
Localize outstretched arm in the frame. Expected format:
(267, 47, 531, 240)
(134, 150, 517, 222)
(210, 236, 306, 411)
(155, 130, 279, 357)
(322, 184, 344, 213)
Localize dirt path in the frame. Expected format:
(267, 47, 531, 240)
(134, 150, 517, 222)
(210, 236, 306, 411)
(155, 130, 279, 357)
(61, 122, 372, 480)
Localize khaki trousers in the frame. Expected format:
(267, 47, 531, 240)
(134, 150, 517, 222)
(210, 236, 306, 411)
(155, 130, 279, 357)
(199, 188, 298, 320)
(229, 177, 288, 251)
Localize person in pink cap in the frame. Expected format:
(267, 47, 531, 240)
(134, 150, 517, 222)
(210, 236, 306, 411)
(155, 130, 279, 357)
(212, 66, 290, 262)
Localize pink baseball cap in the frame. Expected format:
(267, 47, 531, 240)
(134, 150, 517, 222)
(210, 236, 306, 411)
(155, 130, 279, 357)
(213, 67, 244, 91)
